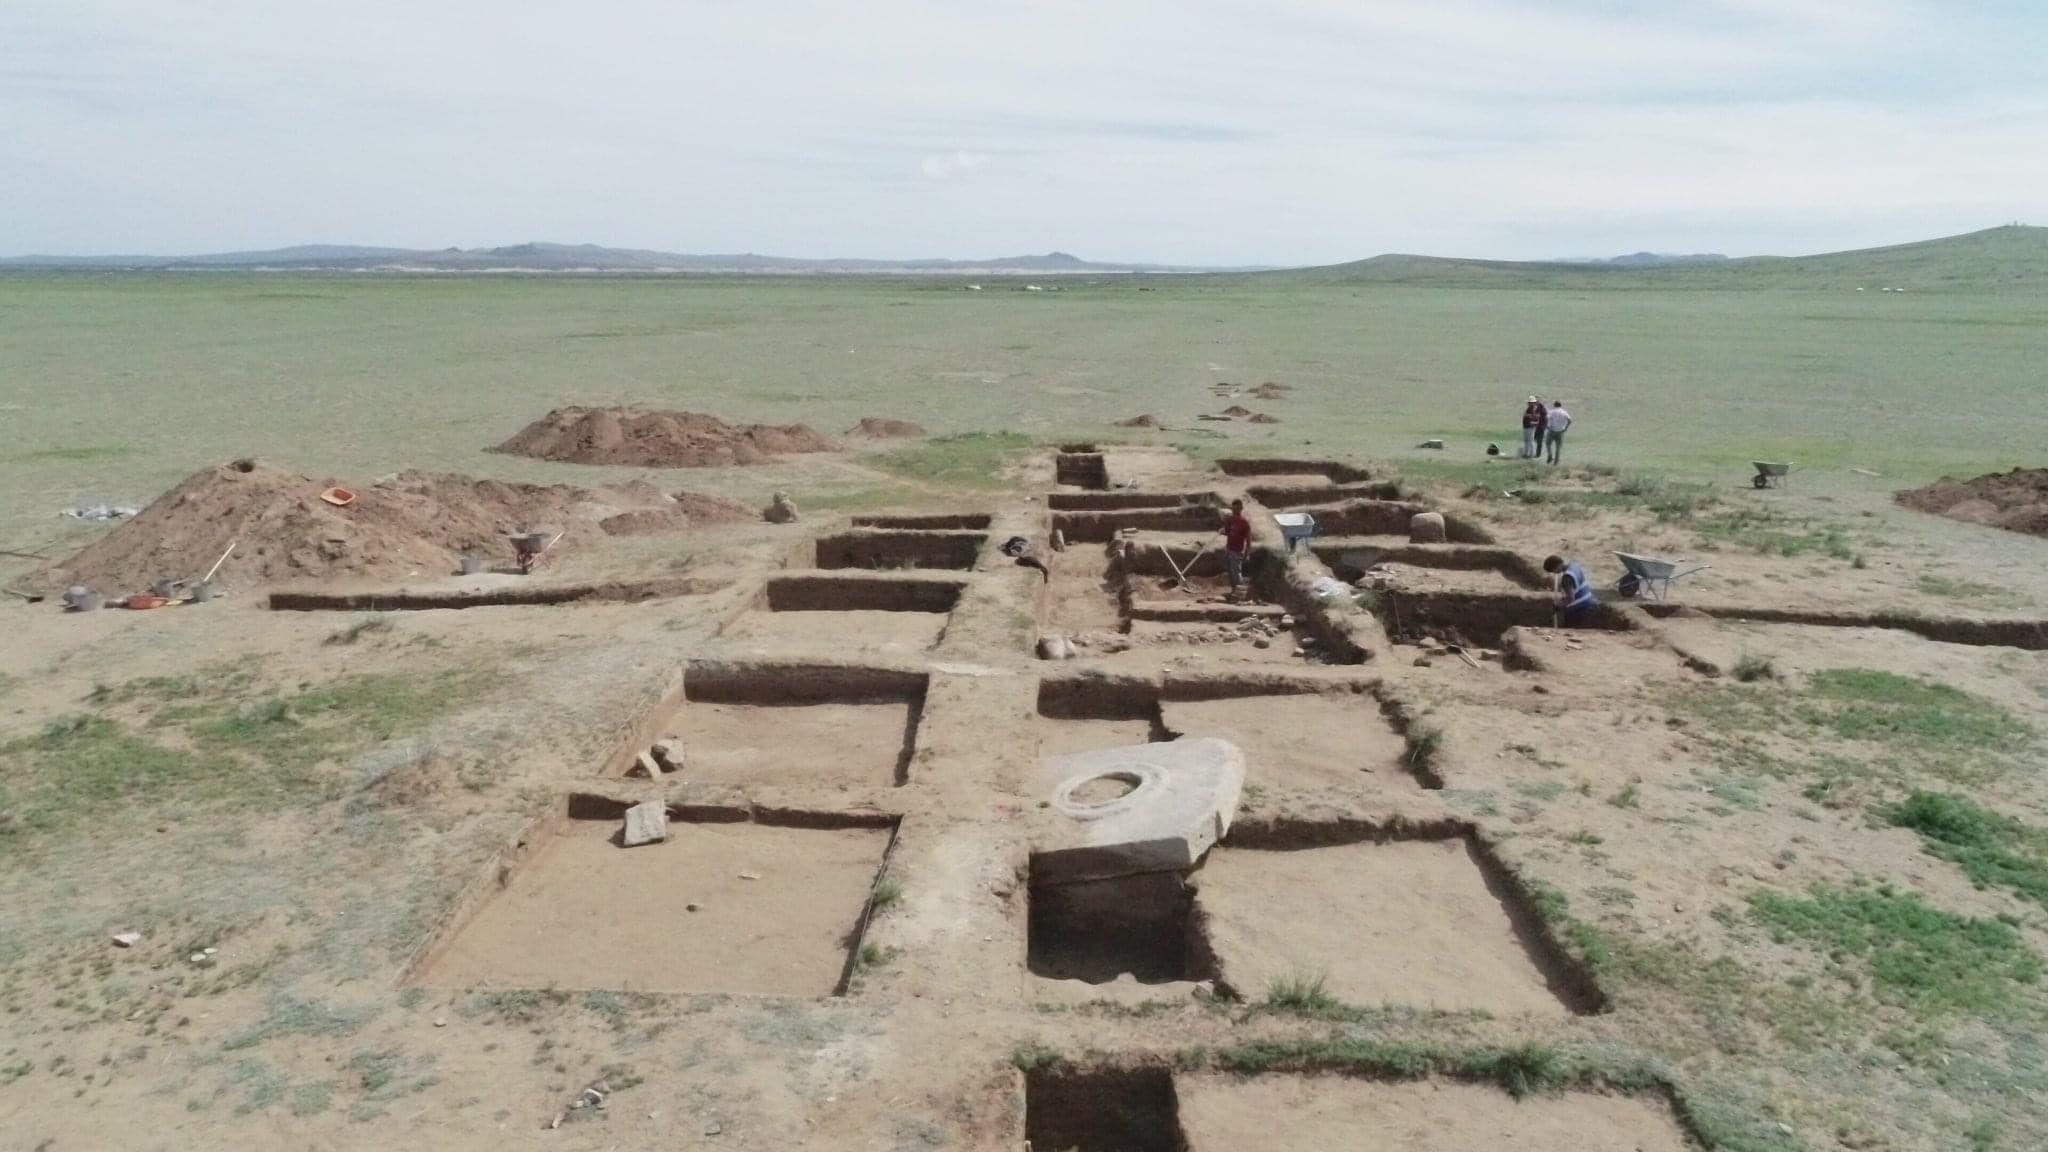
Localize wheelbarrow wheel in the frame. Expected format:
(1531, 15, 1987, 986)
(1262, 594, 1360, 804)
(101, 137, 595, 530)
(1617, 573, 1642, 599)
(1752, 473, 1769, 489)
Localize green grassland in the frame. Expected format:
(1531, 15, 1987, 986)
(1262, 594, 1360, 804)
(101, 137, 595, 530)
(2, 230, 2044, 555)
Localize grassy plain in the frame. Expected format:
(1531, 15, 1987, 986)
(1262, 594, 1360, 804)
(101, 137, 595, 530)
(3, 269, 2044, 564)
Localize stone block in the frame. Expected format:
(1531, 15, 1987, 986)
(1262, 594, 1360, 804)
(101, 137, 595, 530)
(1408, 511, 1447, 543)
(621, 801, 668, 848)
(1034, 737, 1245, 883)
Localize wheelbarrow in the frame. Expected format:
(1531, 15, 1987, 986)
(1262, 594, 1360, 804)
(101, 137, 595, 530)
(1272, 511, 1317, 553)
(1751, 461, 1792, 489)
(509, 530, 562, 575)
(1612, 551, 1711, 600)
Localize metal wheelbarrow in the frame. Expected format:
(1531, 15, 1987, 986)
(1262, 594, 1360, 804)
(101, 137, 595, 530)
(1751, 461, 1791, 489)
(1612, 551, 1710, 600)
(509, 530, 562, 575)
(1272, 512, 1317, 553)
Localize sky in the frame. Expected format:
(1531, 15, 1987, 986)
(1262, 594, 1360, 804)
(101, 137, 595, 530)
(2, 0, 2044, 265)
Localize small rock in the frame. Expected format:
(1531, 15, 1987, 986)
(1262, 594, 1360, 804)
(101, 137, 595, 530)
(704, 1120, 724, 1136)
(1037, 635, 1075, 661)
(433, 1017, 447, 1027)
(686, 902, 701, 912)
(738, 870, 761, 881)
(1253, 638, 1271, 649)
(1531, 684, 1550, 694)
(1415, 438, 1445, 450)
(763, 491, 799, 524)
(1408, 511, 1447, 543)
(621, 800, 668, 848)
(204, 947, 217, 955)
(1050, 529, 1066, 552)
(189, 953, 208, 965)
(1413, 656, 1434, 667)
(650, 741, 683, 773)
(111, 932, 142, 948)
(1278, 614, 1295, 627)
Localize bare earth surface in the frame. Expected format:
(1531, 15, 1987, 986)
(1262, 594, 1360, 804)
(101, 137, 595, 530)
(1176, 1075, 1695, 1152)
(422, 820, 890, 996)
(1198, 839, 1572, 1016)
(2, 434, 2048, 1152)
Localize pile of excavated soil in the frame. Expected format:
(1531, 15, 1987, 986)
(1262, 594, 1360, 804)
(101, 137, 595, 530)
(1248, 412, 1281, 424)
(1896, 468, 2048, 538)
(846, 417, 926, 439)
(600, 491, 759, 536)
(43, 459, 635, 591)
(1117, 414, 1163, 428)
(1220, 405, 1253, 417)
(492, 406, 837, 467)
(1250, 382, 1293, 399)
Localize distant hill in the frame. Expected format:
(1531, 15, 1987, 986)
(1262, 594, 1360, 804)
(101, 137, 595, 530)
(1574, 252, 1728, 268)
(0, 243, 1212, 275)
(1279, 226, 2048, 290)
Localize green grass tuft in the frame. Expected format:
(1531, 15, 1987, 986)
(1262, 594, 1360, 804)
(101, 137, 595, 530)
(1748, 885, 2040, 1015)
(1264, 971, 1337, 1013)
(872, 432, 1034, 489)
(1732, 654, 1777, 683)
(1889, 792, 2048, 909)
(869, 876, 902, 912)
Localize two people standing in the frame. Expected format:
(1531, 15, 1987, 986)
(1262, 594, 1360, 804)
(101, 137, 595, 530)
(1519, 396, 1574, 464)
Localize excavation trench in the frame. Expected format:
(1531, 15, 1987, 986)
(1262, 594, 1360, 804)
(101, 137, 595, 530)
(1216, 457, 1373, 483)
(1047, 491, 1216, 511)
(1025, 1068, 1186, 1152)
(1056, 451, 1110, 489)
(677, 661, 929, 786)
(268, 574, 729, 612)
(1314, 542, 1549, 589)
(1199, 821, 1607, 1014)
(1247, 481, 1403, 508)
(849, 512, 992, 530)
(414, 794, 898, 998)
(759, 573, 964, 612)
(1290, 499, 1496, 544)
(1375, 588, 1637, 648)
(1055, 507, 1221, 543)
(811, 530, 986, 571)
(1647, 602, 2048, 650)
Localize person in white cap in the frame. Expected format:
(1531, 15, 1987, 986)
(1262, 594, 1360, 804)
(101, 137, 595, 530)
(1520, 396, 1545, 458)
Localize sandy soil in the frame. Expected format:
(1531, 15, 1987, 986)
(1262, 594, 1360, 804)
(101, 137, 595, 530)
(722, 607, 949, 652)
(421, 818, 888, 996)
(1197, 839, 1572, 1015)
(677, 700, 915, 788)
(1177, 1075, 1694, 1151)
(1162, 694, 1418, 796)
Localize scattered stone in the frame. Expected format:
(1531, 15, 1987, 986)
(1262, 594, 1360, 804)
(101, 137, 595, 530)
(686, 902, 701, 912)
(1531, 684, 1550, 694)
(650, 741, 683, 773)
(1415, 439, 1446, 450)
(111, 932, 141, 948)
(621, 800, 668, 848)
(763, 491, 799, 524)
(1413, 656, 1434, 667)
(1278, 614, 1294, 627)
(1037, 634, 1076, 661)
(204, 946, 218, 955)
(1253, 638, 1271, 649)
(1050, 529, 1066, 551)
(1408, 511, 1447, 543)
(704, 1120, 724, 1136)
(738, 870, 761, 881)
(189, 953, 209, 965)
(433, 1017, 448, 1027)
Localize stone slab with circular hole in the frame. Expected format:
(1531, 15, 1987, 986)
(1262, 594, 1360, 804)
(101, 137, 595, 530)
(1033, 737, 1244, 884)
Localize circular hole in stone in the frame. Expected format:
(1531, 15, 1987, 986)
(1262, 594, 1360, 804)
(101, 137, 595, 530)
(1069, 771, 1142, 807)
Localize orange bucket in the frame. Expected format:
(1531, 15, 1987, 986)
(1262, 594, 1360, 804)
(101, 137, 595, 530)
(320, 486, 356, 507)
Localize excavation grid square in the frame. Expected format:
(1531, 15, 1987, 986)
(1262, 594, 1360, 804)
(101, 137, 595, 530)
(1026, 1069, 1183, 1152)
(421, 818, 890, 997)
(1198, 838, 1576, 1016)
(1160, 693, 1419, 793)
(1175, 1076, 1693, 1151)
(678, 699, 918, 788)
(1028, 870, 1209, 987)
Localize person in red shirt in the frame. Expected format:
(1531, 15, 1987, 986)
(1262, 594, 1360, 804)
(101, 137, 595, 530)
(1220, 499, 1253, 595)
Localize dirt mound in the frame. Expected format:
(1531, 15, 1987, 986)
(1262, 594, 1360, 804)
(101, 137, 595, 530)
(1896, 468, 2048, 538)
(493, 406, 837, 467)
(600, 491, 758, 536)
(44, 459, 616, 591)
(847, 417, 926, 439)
(1220, 405, 1253, 417)
(1117, 414, 1163, 429)
(1248, 412, 1282, 424)
(1250, 382, 1292, 399)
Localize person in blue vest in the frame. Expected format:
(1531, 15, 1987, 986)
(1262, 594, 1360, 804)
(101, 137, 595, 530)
(1543, 554, 1598, 626)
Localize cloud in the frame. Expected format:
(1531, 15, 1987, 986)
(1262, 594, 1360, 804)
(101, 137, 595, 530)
(0, 0, 2041, 262)
(919, 150, 990, 180)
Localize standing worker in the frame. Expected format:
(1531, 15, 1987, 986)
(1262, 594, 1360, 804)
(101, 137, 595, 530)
(1543, 554, 1598, 626)
(1520, 396, 1545, 458)
(1220, 499, 1253, 597)
(1545, 400, 1573, 465)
